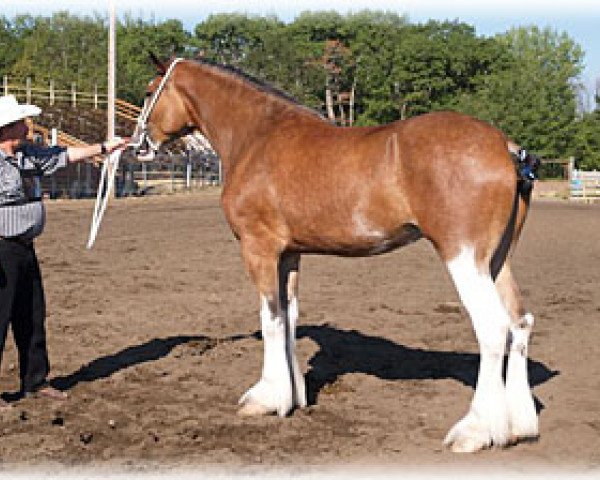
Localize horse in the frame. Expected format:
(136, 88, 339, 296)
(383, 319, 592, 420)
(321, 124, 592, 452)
(130, 55, 540, 453)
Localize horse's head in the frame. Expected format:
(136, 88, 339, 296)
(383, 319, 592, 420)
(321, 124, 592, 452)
(131, 54, 194, 160)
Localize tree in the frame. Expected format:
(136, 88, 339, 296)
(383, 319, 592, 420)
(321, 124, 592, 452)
(572, 109, 600, 170)
(454, 26, 584, 160)
(9, 12, 106, 90)
(117, 16, 192, 104)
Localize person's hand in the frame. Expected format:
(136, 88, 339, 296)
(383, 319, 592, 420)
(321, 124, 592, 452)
(103, 137, 130, 153)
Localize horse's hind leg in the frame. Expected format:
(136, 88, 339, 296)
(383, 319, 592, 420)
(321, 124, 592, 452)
(237, 240, 294, 417)
(495, 263, 538, 441)
(279, 253, 307, 408)
(444, 246, 511, 453)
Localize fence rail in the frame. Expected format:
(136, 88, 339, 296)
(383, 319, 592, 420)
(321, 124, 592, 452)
(570, 170, 600, 202)
(25, 120, 221, 199)
(40, 154, 221, 200)
(2, 75, 141, 122)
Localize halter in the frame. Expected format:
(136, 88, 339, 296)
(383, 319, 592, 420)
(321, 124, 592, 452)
(130, 57, 185, 152)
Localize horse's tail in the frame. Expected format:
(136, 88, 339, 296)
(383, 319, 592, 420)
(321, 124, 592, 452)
(489, 141, 540, 280)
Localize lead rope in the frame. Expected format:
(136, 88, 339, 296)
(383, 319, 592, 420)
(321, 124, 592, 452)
(86, 148, 122, 249)
(87, 58, 184, 248)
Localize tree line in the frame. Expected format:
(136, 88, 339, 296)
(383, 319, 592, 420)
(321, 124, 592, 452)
(1, 10, 599, 170)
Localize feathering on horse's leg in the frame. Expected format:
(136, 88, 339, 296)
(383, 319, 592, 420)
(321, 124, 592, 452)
(495, 263, 538, 442)
(444, 246, 511, 452)
(279, 253, 306, 409)
(238, 242, 294, 417)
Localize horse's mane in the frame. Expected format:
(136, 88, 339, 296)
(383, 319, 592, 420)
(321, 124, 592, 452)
(191, 57, 325, 120)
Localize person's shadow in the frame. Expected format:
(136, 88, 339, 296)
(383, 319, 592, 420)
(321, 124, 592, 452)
(2, 334, 249, 401)
(297, 324, 558, 412)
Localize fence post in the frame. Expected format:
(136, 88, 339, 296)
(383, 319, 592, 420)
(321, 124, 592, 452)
(568, 157, 574, 183)
(142, 162, 148, 191)
(170, 158, 175, 192)
(85, 162, 92, 197)
(49, 80, 54, 105)
(26, 77, 31, 104)
(186, 157, 192, 189)
(3, 75, 7, 96)
(71, 83, 76, 108)
(51, 176, 57, 199)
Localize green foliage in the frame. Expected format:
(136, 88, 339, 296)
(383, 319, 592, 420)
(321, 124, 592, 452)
(453, 26, 584, 160)
(572, 110, 600, 170)
(117, 15, 192, 103)
(0, 11, 597, 168)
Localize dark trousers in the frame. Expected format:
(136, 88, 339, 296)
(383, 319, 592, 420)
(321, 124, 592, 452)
(0, 239, 49, 392)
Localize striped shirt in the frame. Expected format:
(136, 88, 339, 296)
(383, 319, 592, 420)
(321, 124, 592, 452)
(0, 143, 68, 240)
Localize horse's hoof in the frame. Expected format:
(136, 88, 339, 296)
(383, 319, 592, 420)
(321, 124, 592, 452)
(237, 401, 273, 417)
(447, 436, 488, 453)
(238, 379, 293, 417)
(508, 399, 539, 441)
(444, 411, 508, 453)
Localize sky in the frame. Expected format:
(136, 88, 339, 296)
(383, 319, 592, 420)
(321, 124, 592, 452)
(3, 0, 599, 105)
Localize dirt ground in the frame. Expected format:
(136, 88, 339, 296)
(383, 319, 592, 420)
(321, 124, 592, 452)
(0, 190, 599, 474)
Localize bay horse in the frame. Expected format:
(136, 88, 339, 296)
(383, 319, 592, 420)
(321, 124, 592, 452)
(131, 56, 539, 453)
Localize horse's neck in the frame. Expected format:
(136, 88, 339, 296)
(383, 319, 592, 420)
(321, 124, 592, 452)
(184, 68, 317, 171)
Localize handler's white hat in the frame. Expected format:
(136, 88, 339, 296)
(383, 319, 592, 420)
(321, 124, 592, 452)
(0, 95, 41, 129)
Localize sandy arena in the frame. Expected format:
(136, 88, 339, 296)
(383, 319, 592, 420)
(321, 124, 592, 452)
(0, 190, 598, 473)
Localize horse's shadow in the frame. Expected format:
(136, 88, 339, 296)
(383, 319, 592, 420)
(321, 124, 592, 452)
(297, 324, 558, 412)
(4, 325, 556, 411)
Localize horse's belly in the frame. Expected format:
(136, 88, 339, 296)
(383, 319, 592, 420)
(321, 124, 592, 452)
(289, 220, 422, 256)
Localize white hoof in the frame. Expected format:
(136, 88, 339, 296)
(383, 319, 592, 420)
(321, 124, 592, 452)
(237, 378, 293, 417)
(509, 394, 539, 441)
(444, 410, 509, 453)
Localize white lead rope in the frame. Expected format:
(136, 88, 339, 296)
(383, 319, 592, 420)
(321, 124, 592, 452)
(88, 59, 184, 249)
(86, 148, 123, 249)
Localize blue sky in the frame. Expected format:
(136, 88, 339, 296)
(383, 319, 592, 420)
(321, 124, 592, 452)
(3, 0, 599, 104)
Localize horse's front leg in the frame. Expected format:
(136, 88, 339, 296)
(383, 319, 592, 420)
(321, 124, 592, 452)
(238, 241, 294, 417)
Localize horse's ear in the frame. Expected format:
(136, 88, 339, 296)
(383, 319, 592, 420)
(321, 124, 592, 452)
(149, 52, 167, 75)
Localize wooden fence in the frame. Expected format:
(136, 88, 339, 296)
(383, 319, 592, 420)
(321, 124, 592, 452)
(2, 75, 141, 122)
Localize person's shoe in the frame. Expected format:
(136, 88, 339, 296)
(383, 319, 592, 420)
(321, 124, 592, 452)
(0, 398, 13, 411)
(36, 385, 68, 400)
(26, 385, 68, 401)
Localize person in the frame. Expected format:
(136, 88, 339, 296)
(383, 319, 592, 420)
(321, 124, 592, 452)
(0, 94, 127, 409)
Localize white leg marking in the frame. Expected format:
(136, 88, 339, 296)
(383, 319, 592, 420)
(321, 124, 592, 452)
(288, 296, 307, 408)
(444, 247, 511, 452)
(506, 312, 538, 439)
(238, 295, 293, 417)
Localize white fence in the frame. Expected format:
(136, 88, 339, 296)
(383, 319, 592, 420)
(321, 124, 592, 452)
(570, 170, 600, 202)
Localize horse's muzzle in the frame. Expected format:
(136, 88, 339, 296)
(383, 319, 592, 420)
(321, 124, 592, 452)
(130, 129, 157, 161)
